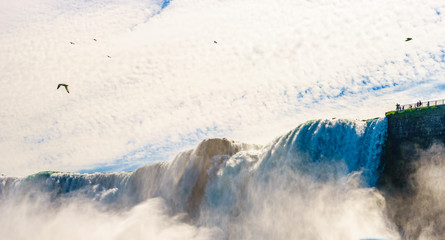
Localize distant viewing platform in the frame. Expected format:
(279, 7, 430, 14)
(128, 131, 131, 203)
(395, 99, 445, 111)
(386, 98, 445, 116)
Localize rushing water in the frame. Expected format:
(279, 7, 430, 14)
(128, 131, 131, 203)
(1, 118, 443, 239)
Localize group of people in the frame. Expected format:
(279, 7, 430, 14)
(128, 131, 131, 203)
(396, 100, 429, 111)
(416, 100, 423, 108)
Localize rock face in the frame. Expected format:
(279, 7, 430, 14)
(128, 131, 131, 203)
(379, 106, 445, 190)
(379, 105, 445, 239)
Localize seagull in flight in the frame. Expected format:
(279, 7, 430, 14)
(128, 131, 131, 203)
(405, 38, 412, 42)
(57, 84, 70, 93)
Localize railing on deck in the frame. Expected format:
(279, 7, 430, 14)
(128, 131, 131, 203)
(395, 99, 445, 111)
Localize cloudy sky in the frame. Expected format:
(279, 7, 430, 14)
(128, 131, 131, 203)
(1, 0, 444, 176)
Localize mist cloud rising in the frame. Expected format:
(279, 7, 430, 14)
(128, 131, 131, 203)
(200, 169, 400, 240)
(395, 143, 445, 239)
(0, 195, 220, 240)
(0, 124, 401, 240)
(0, 162, 400, 240)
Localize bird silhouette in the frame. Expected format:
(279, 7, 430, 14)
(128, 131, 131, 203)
(107, 55, 111, 58)
(57, 84, 70, 93)
(70, 42, 75, 45)
(214, 40, 217, 44)
(405, 38, 412, 42)
(93, 38, 97, 41)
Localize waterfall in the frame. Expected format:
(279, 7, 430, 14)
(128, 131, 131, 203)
(0, 119, 397, 240)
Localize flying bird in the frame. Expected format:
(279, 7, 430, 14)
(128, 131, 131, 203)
(107, 55, 111, 58)
(70, 42, 75, 45)
(214, 40, 217, 44)
(405, 38, 412, 42)
(57, 84, 70, 93)
(93, 38, 97, 41)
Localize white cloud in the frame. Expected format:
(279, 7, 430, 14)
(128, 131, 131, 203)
(1, 0, 445, 176)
